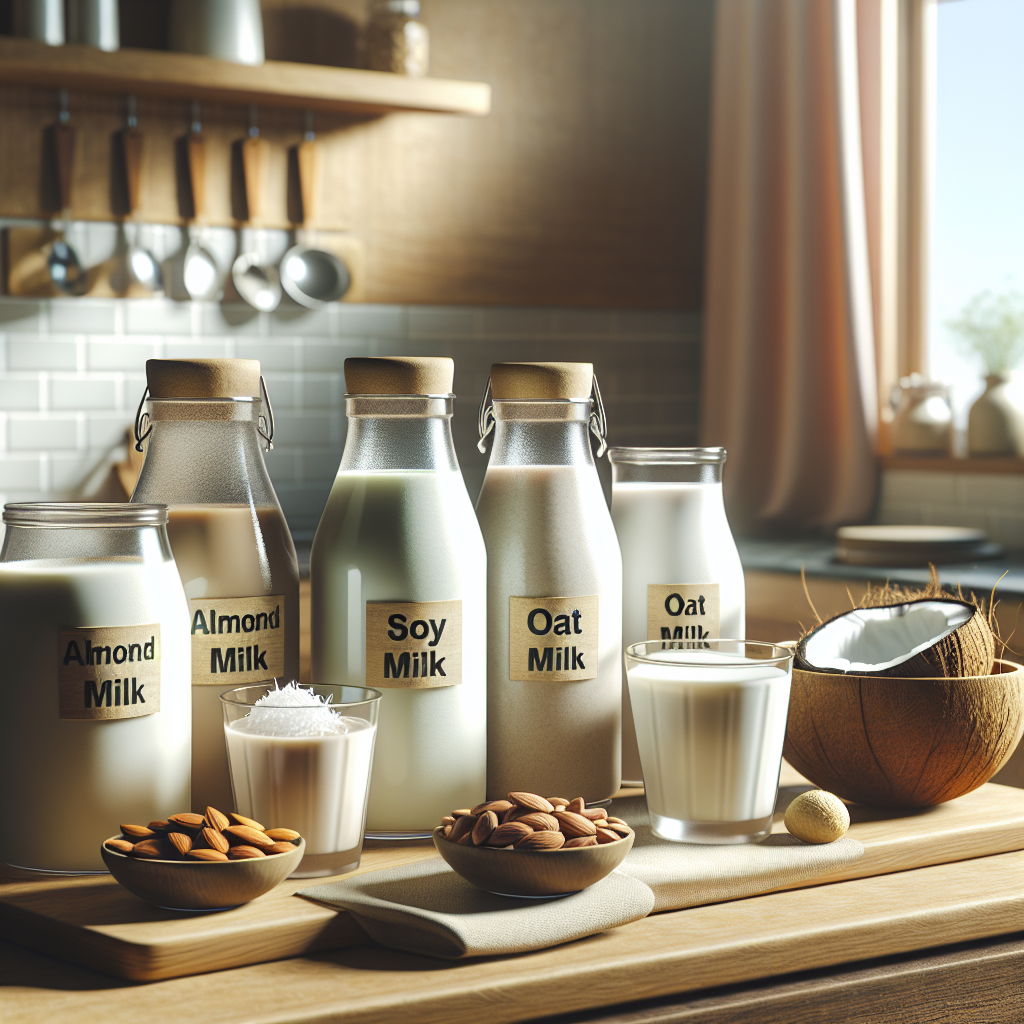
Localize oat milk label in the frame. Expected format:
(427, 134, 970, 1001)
(509, 595, 599, 682)
(365, 599, 463, 689)
(189, 596, 285, 685)
(58, 625, 161, 720)
(647, 583, 720, 641)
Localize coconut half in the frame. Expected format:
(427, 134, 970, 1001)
(796, 598, 995, 678)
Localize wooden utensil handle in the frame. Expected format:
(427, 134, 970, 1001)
(53, 123, 75, 213)
(187, 133, 206, 221)
(242, 136, 270, 225)
(297, 139, 321, 227)
(121, 127, 142, 216)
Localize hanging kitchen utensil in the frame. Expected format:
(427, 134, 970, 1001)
(279, 114, 350, 309)
(180, 103, 221, 301)
(46, 90, 89, 297)
(231, 107, 282, 312)
(111, 96, 162, 296)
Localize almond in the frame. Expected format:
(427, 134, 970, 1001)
(265, 842, 298, 855)
(204, 806, 230, 832)
(265, 828, 301, 842)
(120, 823, 154, 839)
(471, 799, 513, 816)
(545, 797, 570, 809)
(229, 813, 265, 830)
(516, 812, 560, 832)
(486, 821, 532, 846)
(456, 830, 475, 845)
(167, 831, 192, 856)
(595, 827, 621, 844)
(168, 813, 206, 831)
(564, 836, 598, 848)
(471, 810, 498, 845)
(201, 828, 230, 854)
(508, 792, 554, 813)
(450, 808, 474, 818)
(228, 845, 265, 859)
(448, 814, 477, 843)
(147, 820, 170, 832)
(553, 810, 598, 838)
(606, 816, 628, 826)
(224, 825, 273, 848)
(130, 838, 167, 858)
(501, 805, 528, 824)
(443, 825, 452, 839)
(581, 807, 608, 821)
(603, 821, 632, 837)
(105, 838, 134, 854)
(515, 829, 565, 851)
(568, 797, 586, 815)
(441, 816, 456, 827)
(187, 849, 228, 862)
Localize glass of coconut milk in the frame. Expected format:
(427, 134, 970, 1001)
(222, 682, 380, 877)
(624, 640, 793, 844)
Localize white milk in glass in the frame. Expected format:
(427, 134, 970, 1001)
(311, 357, 487, 837)
(610, 449, 744, 783)
(626, 646, 791, 843)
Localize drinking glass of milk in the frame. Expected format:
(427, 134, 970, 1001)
(609, 448, 744, 785)
(222, 682, 380, 877)
(624, 640, 793, 844)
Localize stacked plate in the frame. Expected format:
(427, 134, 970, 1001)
(834, 525, 999, 567)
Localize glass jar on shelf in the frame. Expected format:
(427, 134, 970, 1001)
(364, 0, 429, 77)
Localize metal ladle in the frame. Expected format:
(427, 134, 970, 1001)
(280, 118, 350, 308)
(46, 91, 88, 296)
(231, 107, 282, 312)
(110, 96, 162, 296)
(180, 105, 220, 301)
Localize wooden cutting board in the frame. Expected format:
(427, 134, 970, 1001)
(1, 773, 1022, 982)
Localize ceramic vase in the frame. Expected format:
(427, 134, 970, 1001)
(968, 374, 1024, 457)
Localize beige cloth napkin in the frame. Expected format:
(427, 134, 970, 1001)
(299, 856, 655, 959)
(611, 795, 864, 912)
(300, 792, 864, 960)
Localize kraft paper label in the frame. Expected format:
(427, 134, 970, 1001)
(58, 625, 161, 720)
(365, 600, 463, 689)
(647, 583, 720, 642)
(509, 595, 599, 683)
(189, 596, 285, 685)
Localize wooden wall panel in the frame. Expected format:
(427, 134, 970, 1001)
(0, 0, 714, 308)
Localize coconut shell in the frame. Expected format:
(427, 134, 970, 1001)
(796, 598, 995, 678)
(783, 659, 1024, 808)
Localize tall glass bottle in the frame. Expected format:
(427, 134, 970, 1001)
(310, 356, 486, 837)
(131, 359, 300, 813)
(476, 362, 622, 802)
(609, 447, 745, 783)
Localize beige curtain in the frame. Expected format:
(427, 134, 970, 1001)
(701, 0, 878, 535)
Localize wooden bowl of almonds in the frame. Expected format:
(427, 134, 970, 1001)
(100, 807, 305, 911)
(433, 792, 634, 898)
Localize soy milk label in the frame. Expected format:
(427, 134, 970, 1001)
(509, 595, 599, 682)
(189, 596, 285, 685)
(58, 624, 161, 720)
(366, 599, 463, 689)
(647, 584, 720, 642)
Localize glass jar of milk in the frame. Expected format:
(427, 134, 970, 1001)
(0, 503, 191, 872)
(131, 359, 300, 815)
(476, 362, 622, 803)
(609, 447, 745, 784)
(310, 356, 487, 838)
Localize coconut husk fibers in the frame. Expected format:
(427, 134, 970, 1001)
(783, 659, 1024, 808)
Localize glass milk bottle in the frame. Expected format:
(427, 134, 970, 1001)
(476, 362, 622, 803)
(131, 359, 300, 814)
(609, 447, 745, 783)
(0, 503, 191, 872)
(310, 356, 487, 837)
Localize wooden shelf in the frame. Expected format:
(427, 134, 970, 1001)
(0, 36, 491, 116)
(881, 455, 1024, 475)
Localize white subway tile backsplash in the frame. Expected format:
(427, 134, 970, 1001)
(234, 339, 301, 372)
(0, 300, 43, 332)
(334, 305, 406, 339)
(163, 337, 231, 360)
(49, 299, 117, 336)
(0, 377, 42, 410)
(270, 306, 332, 338)
(8, 416, 79, 451)
(300, 375, 343, 409)
(50, 376, 118, 411)
(478, 307, 557, 340)
(407, 306, 479, 341)
(7, 338, 79, 371)
(124, 298, 193, 336)
(85, 413, 134, 450)
(301, 339, 359, 372)
(87, 339, 161, 372)
(955, 473, 1024, 509)
(200, 304, 264, 337)
(0, 455, 41, 489)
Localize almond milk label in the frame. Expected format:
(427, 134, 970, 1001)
(509, 595, 599, 682)
(365, 600, 463, 689)
(58, 625, 161, 720)
(647, 583, 720, 642)
(189, 596, 285, 685)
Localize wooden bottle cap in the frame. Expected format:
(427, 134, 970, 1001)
(344, 356, 454, 396)
(146, 359, 261, 399)
(490, 362, 593, 400)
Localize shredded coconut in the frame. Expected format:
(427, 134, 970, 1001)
(233, 681, 353, 737)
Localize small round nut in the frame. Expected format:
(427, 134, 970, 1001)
(784, 790, 850, 844)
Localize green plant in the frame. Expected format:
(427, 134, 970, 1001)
(946, 289, 1024, 376)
